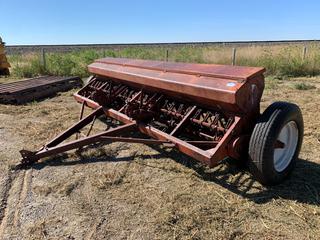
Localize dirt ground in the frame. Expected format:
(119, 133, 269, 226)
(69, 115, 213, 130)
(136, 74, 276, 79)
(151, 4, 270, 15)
(0, 77, 319, 240)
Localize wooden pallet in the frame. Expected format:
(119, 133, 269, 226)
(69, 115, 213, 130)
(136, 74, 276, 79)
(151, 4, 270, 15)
(0, 76, 82, 104)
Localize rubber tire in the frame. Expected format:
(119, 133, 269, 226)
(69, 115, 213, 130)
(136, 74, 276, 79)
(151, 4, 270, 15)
(248, 101, 304, 185)
(0, 68, 9, 76)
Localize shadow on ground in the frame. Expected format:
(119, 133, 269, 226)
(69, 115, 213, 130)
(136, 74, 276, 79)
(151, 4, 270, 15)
(29, 143, 320, 206)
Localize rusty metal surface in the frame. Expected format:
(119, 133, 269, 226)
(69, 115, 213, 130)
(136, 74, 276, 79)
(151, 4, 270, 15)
(0, 76, 82, 104)
(0, 39, 10, 75)
(19, 58, 265, 170)
(88, 58, 265, 113)
(95, 57, 265, 80)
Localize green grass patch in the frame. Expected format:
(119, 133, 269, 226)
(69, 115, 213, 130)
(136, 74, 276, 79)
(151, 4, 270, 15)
(7, 43, 320, 78)
(293, 82, 316, 90)
(265, 76, 282, 89)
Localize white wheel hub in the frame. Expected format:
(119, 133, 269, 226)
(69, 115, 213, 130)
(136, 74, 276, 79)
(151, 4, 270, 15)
(273, 121, 299, 172)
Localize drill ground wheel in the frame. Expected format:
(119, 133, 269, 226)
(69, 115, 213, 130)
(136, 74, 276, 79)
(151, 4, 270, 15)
(248, 101, 304, 185)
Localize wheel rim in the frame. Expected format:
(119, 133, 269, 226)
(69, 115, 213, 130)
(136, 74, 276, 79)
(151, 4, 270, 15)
(273, 121, 299, 172)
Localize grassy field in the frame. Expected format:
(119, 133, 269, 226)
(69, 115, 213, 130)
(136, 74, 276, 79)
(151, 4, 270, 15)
(0, 76, 319, 239)
(1, 45, 320, 239)
(7, 43, 320, 78)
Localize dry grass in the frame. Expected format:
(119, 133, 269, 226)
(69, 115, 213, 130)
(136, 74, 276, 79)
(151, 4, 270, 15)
(0, 77, 319, 239)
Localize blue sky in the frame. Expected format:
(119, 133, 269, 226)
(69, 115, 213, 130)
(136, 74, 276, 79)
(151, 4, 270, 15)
(1, 0, 320, 45)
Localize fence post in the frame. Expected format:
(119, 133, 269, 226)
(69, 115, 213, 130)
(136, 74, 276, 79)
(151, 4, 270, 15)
(41, 48, 46, 70)
(302, 46, 307, 60)
(232, 48, 237, 66)
(166, 49, 169, 62)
